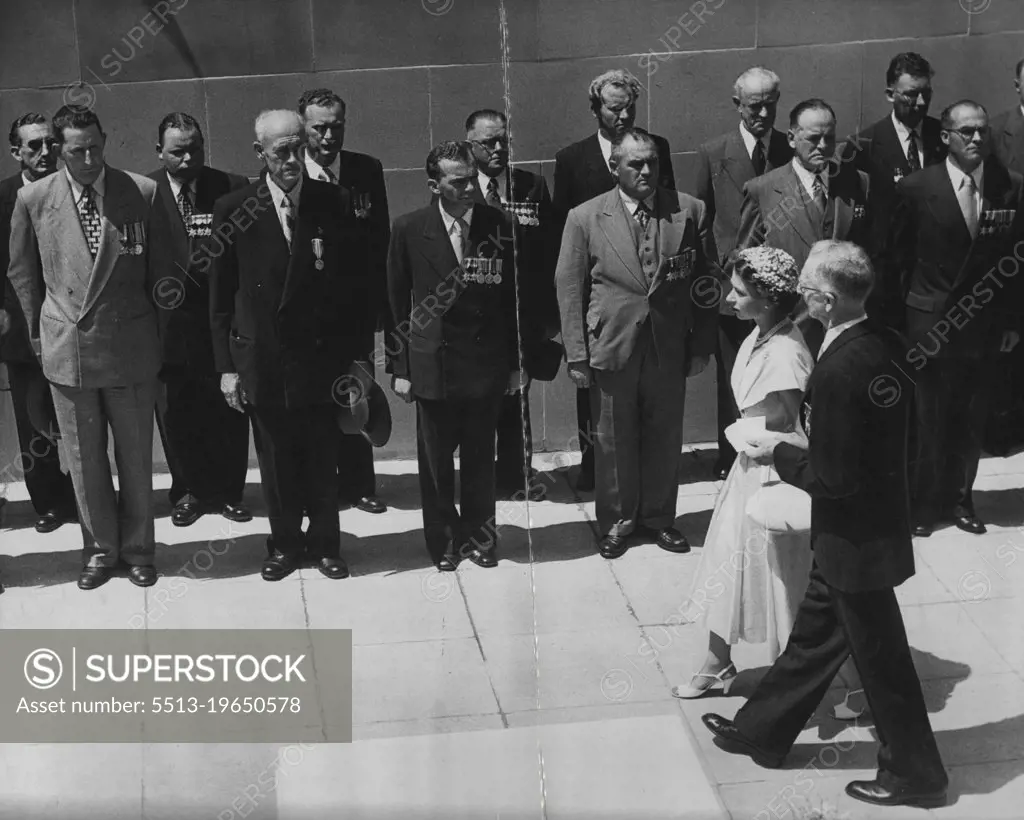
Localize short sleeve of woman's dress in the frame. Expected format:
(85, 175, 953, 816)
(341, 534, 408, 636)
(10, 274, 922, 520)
(735, 329, 814, 412)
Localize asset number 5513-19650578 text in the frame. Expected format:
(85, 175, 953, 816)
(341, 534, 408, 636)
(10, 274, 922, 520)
(151, 696, 301, 714)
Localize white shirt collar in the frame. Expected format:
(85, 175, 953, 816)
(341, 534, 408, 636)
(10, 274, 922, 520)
(597, 130, 613, 172)
(946, 157, 983, 195)
(739, 123, 770, 160)
(618, 187, 656, 215)
(791, 157, 827, 199)
(478, 169, 506, 203)
(818, 315, 868, 360)
(304, 151, 339, 183)
(65, 166, 106, 200)
(267, 173, 302, 213)
(166, 172, 196, 202)
(890, 112, 923, 159)
(438, 199, 473, 234)
(21, 171, 37, 187)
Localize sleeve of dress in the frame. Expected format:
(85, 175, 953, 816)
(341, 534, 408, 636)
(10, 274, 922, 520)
(736, 334, 812, 411)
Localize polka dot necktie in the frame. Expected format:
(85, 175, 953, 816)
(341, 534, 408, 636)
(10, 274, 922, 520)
(78, 184, 103, 258)
(486, 177, 502, 208)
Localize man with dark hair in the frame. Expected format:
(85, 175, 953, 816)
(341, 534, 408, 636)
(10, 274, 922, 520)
(465, 108, 556, 500)
(8, 105, 160, 590)
(211, 109, 373, 581)
(298, 87, 390, 516)
(885, 100, 1024, 537)
(553, 69, 676, 492)
(388, 140, 521, 571)
(693, 66, 793, 480)
(991, 58, 1024, 172)
(841, 52, 946, 324)
(148, 112, 252, 528)
(736, 98, 871, 355)
(0, 113, 77, 534)
(557, 128, 715, 559)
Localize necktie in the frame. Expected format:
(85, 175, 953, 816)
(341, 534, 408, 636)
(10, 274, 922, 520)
(906, 132, 921, 173)
(812, 175, 827, 213)
(486, 177, 502, 208)
(78, 184, 103, 258)
(633, 201, 652, 232)
(959, 174, 979, 239)
(752, 140, 767, 176)
(323, 166, 337, 185)
(177, 186, 194, 222)
(454, 217, 470, 264)
(281, 194, 296, 248)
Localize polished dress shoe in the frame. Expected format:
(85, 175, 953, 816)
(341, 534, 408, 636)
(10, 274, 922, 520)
(171, 499, 202, 527)
(437, 554, 459, 572)
(34, 510, 69, 534)
(262, 551, 301, 581)
(317, 556, 350, 579)
(845, 778, 947, 808)
(78, 566, 113, 591)
(701, 713, 784, 768)
(911, 522, 933, 538)
(354, 496, 387, 514)
(221, 502, 253, 523)
(954, 514, 986, 535)
(127, 565, 157, 587)
(466, 547, 498, 568)
(651, 526, 690, 554)
(598, 533, 629, 559)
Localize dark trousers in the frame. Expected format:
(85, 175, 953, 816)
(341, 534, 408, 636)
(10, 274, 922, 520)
(911, 356, 991, 521)
(155, 366, 250, 507)
(495, 386, 532, 487)
(337, 432, 377, 500)
(250, 403, 340, 560)
(715, 314, 754, 464)
(734, 564, 947, 791)
(575, 387, 595, 478)
(591, 329, 686, 537)
(5, 361, 75, 516)
(416, 394, 503, 562)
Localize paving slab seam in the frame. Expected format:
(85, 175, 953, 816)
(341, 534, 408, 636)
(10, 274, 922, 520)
(455, 566, 511, 729)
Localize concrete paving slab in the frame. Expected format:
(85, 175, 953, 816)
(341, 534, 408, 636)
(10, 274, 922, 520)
(933, 759, 1024, 818)
(0, 579, 146, 629)
(925, 672, 1024, 767)
(140, 574, 309, 630)
(957, 596, 1024, 674)
(353, 713, 504, 741)
(901, 602, 1012, 679)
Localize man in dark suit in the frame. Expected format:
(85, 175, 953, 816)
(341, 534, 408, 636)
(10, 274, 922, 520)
(149, 112, 253, 528)
(693, 67, 793, 479)
(387, 141, 522, 571)
(466, 108, 557, 501)
(737, 98, 871, 355)
(298, 87, 389, 516)
(841, 52, 946, 323)
(991, 58, 1024, 173)
(553, 69, 676, 492)
(0, 112, 76, 533)
(8, 105, 160, 590)
(557, 129, 715, 559)
(211, 109, 373, 581)
(885, 101, 1023, 537)
(703, 240, 948, 810)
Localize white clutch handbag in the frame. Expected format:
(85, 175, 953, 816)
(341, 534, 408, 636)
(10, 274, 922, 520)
(746, 475, 811, 533)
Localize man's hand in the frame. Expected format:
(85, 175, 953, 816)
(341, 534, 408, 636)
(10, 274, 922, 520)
(506, 369, 529, 395)
(0, 309, 10, 337)
(220, 373, 246, 413)
(1000, 330, 1021, 353)
(567, 361, 592, 389)
(391, 375, 413, 403)
(745, 439, 776, 465)
(686, 354, 710, 378)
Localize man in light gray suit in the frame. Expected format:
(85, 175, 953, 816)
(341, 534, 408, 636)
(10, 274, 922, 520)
(556, 128, 716, 559)
(7, 105, 161, 590)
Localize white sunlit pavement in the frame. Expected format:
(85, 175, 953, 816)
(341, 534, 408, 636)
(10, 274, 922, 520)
(1, 447, 1024, 819)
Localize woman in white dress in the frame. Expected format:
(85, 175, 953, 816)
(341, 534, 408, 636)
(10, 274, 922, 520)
(671, 247, 862, 717)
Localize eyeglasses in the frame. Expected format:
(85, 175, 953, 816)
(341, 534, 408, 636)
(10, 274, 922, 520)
(24, 138, 58, 153)
(796, 284, 834, 299)
(891, 89, 933, 104)
(472, 137, 507, 151)
(947, 126, 989, 140)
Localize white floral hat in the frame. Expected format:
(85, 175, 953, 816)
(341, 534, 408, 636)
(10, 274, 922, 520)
(735, 246, 799, 299)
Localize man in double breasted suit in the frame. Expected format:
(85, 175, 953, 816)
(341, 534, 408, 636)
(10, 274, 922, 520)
(148, 112, 253, 529)
(557, 129, 715, 558)
(8, 105, 160, 590)
(210, 109, 373, 581)
(387, 141, 522, 571)
(703, 241, 947, 810)
(885, 101, 1024, 537)
(553, 69, 676, 492)
(0, 112, 76, 534)
(466, 108, 557, 500)
(693, 67, 793, 479)
(298, 87, 390, 516)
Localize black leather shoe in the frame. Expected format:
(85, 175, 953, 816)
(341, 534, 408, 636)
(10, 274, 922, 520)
(599, 533, 629, 559)
(576, 469, 595, 492)
(912, 522, 933, 538)
(317, 556, 350, 579)
(171, 499, 202, 527)
(466, 547, 498, 568)
(651, 527, 690, 554)
(954, 514, 986, 535)
(78, 566, 113, 590)
(354, 496, 387, 514)
(701, 713, 784, 768)
(221, 502, 253, 523)
(34, 510, 68, 534)
(127, 565, 157, 587)
(845, 778, 947, 808)
(437, 554, 459, 572)
(261, 552, 300, 581)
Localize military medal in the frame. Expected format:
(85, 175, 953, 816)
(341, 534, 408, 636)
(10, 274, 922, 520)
(312, 237, 324, 270)
(131, 221, 143, 255)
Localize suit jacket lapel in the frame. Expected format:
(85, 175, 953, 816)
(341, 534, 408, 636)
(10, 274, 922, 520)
(584, 134, 613, 186)
(926, 165, 973, 250)
(775, 164, 819, 249)
(831, 166, 857, 240)
(951, 160, 1014, 294)
(80, 169, 127, 318)
(156, 171, 190, 267)
(719, 129, 754, 196)
(766, 129, 790, 171)
(652, 188, 684, 293)
(877, 116, 912, 176)
(280, 185, 318, 311)
(420, 204, 461, 282)
(49, 173, 94, 291)
(597, 189, 648, 292)
(816, 319, 871, 369)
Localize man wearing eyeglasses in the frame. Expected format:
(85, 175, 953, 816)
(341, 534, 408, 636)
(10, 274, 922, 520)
(298, 88, 390, 517)
(991, 58, 1024, 173)
(0, 113, 77, 535)
(886, 100, 1024, 538)
(841, 53, 946, 325)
